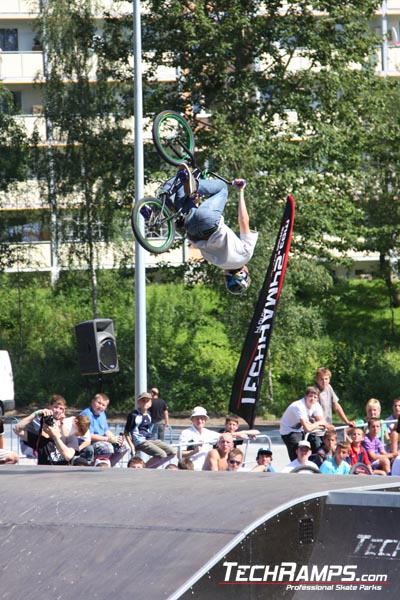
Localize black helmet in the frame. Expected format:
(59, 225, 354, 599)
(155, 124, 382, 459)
(224, 267, 250, 295)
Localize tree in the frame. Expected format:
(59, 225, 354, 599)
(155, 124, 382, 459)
(141, 1, 384, 407)
(0, 86, 30, 271)
(33, 0, 134, 311)
(354, 77, 400, 315)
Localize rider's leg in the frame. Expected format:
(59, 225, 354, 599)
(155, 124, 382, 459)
(162, 175, 197, 213)
(196, 178, 228, 214)
(184, 179, 228, 238)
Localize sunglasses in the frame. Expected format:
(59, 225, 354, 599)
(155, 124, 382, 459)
(229, 459, 242, 465)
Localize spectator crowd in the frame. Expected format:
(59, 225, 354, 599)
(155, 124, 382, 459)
(2, 367, 400, 475)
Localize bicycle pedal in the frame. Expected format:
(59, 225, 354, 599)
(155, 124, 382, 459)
(176, 216, 185, 229)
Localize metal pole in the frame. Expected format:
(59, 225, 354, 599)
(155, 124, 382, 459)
(133, 0, 147, 401)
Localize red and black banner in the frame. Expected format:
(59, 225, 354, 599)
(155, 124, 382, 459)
(229, 195, 295, 428)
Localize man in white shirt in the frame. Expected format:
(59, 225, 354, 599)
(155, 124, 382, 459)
(281, 440, 318, 473)
(179, 406, 219, 470)
(280, 386, 335, 461)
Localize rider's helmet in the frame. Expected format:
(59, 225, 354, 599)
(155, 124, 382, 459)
(224, 266, 251, 295)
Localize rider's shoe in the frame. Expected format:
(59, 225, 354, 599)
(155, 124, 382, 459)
(176, 215, 186, 229)
(177, 163, 196, 196)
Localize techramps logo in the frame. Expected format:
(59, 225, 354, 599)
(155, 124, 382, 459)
(219, 561, 389, 592)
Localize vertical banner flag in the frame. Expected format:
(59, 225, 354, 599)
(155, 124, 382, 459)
(229, 195, 295, 428)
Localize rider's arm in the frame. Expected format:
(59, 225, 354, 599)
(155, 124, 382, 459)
(233, 180, 250, 235)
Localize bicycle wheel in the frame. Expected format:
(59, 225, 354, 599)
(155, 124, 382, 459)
(152, 111, 195, 166)
(349, 462, 371, 475)
(131, 196, 176, 254)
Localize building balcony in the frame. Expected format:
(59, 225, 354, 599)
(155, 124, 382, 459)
(0, 51, 43, 82)
(3, 239, 190, 273)
(1, 1, 133, 18)
(1, 0, 39, 17)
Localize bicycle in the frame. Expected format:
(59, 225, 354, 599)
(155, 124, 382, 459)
(131, 110, 232, 254)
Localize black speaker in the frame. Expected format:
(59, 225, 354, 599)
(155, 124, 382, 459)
(75, 319, 119, 375)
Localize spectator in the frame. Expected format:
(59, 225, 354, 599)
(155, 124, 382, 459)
(280, 386, 335, 460)
(0, 419, 18, 464)
(310, 430, 337, 468)
(21, 394, 67, 458)
(124, 392, 176, 468)
(220, 414, 260, 446)
(80, 393, 126, 466)
(149, 387, 170, 441)
(94, 456, 111, 467)
(391, 417, 400, 475)
(385, 398, 400, 432)
(311, 367, 354, 451)
(178, 458, 194, 470)
(202, 432, 234, 471)
(13, 409, 80, 466)
(227, 448, 244, 471)
(165, 463, 179, 470)
(347, 427, 380, 475)
(320, 441, 351, 475)
(386, 398, 400, 452)
(250, 448, 275, 472)
(127, 456, 146, 468)
(281, 440, 317, 473)
(315, 367, 355, 427)
(61, 415, 91, 455)
(356, 398, 389, 443)
(362, 418, 399, 474)
(179, 406, 219, 470)
(390, 416, 400, 456)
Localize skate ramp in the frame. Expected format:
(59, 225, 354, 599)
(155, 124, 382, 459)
(1, 467, 399, 599)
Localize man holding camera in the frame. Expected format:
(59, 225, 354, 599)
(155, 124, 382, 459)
(13, 409, 79, 466)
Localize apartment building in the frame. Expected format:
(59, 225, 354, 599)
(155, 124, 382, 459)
(0, 0, 185, 276)
(1, 1, 399, 277)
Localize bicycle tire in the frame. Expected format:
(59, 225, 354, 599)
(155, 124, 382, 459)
(291, 464, 321, 474)
(152, 111, 195, 166)
(349, 462, 371, 475)
(131, 196, 176, 254)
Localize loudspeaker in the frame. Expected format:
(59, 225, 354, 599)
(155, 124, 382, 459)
(75, 319, 119, 375)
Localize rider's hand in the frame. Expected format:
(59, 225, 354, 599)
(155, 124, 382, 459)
(232, 178, 246, 191)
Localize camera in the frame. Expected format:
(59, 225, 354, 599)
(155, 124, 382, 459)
(43, 414, 55, 427)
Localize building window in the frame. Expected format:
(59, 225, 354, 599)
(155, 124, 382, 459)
(0, 29, 18, 51)
(11, 91, 22, 112)
(0, 211, 50, 243)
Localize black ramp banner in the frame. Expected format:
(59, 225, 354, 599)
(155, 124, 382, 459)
(229, 195, 295, 428)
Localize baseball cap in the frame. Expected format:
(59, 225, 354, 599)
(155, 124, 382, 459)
(94, 456, 111, 467)
(257, 447, 272, 458)
(190, 406, 209, 419)
(137, 392, 152, 402)
(297, 440, 311, 450)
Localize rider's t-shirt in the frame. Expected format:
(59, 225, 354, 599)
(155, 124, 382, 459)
(193, 218, 258, 270)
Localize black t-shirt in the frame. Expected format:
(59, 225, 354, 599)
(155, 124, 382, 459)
(26, 431, 78, 465)
(148, 397, 168, 423)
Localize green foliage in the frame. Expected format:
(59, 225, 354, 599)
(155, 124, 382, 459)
(0, 87, 29, 191)
(2, 272, 400, 420)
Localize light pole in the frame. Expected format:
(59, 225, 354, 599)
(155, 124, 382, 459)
(133, 0, 147, 400)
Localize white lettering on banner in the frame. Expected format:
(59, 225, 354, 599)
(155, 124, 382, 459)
(243, 240, 287, 398)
